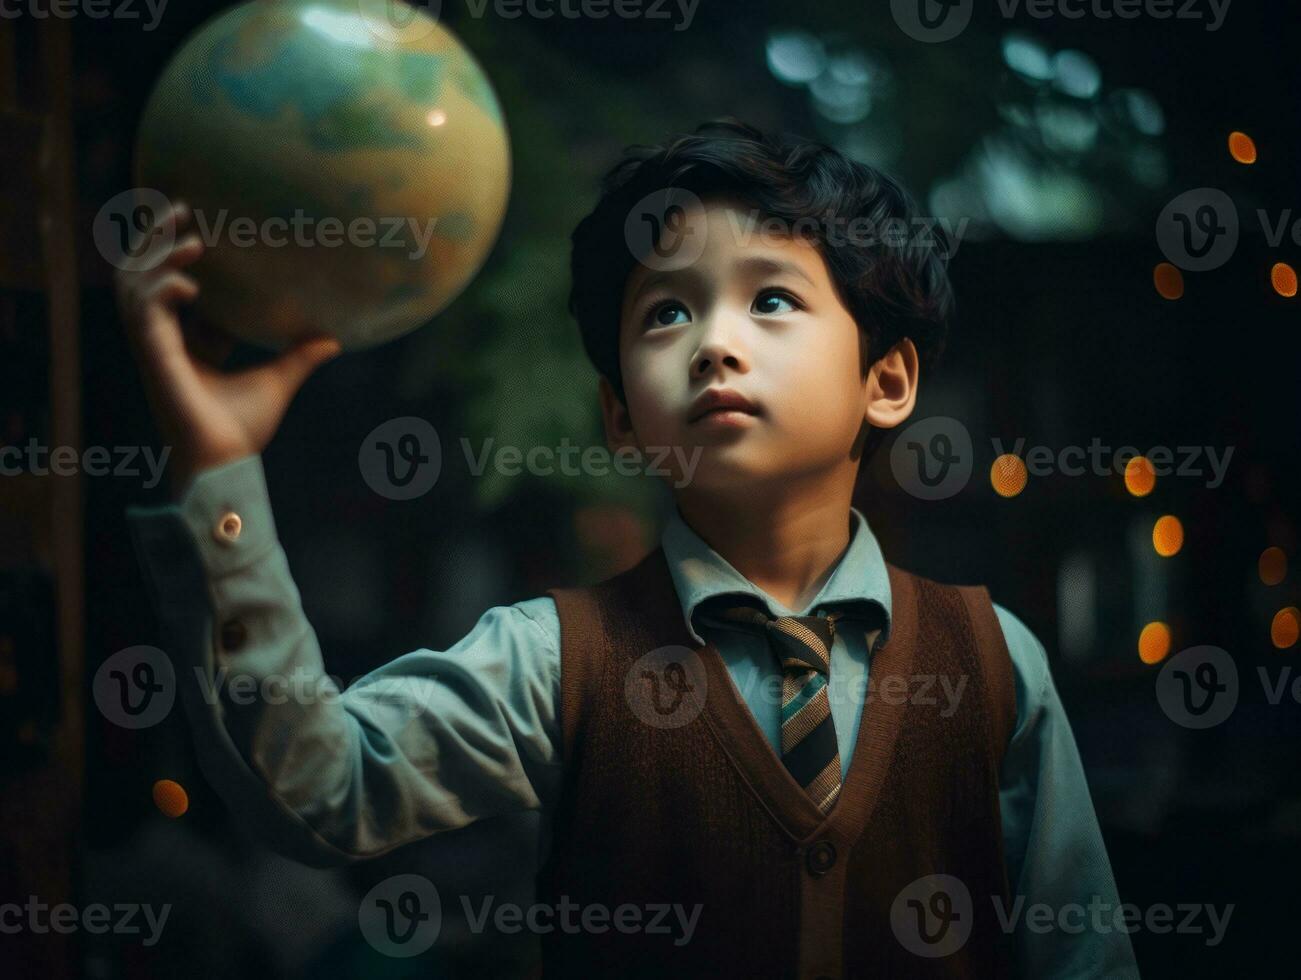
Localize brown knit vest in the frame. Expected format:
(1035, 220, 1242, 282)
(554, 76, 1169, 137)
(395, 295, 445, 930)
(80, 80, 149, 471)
(536, 546, 1017, 979)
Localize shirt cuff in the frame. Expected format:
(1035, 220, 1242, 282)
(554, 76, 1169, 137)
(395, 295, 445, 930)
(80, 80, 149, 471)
(126, 454, 279, 598)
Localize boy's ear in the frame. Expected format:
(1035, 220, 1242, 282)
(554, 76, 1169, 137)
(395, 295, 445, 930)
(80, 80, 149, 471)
(863, 338, 920, 432)
(598, 375, 638, 452)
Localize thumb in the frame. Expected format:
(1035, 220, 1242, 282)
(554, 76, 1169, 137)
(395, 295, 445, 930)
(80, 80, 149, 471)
(268, 334, 344, 394)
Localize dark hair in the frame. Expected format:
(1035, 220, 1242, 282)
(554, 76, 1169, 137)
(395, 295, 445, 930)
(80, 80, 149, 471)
(568, 117, 954, 414)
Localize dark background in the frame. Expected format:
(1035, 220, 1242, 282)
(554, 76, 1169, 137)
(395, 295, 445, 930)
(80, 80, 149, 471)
(3, 0, 1300, 976)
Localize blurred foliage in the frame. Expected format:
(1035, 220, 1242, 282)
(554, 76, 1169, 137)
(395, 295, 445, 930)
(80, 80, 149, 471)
(396, 12, 690, 517)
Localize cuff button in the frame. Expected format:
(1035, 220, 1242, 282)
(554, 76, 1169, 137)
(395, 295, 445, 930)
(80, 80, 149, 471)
(214, 511, 243, 545)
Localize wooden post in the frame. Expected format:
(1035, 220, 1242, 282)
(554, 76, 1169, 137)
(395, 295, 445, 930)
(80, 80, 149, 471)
(0, 16, 84, 980)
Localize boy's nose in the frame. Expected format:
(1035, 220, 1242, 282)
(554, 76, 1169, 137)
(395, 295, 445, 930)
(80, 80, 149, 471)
(690, 320, 749, 378)
(692, 348, 745, 378)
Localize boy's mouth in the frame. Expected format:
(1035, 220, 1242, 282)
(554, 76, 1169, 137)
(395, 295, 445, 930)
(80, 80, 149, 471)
(687, 387, 761, 423)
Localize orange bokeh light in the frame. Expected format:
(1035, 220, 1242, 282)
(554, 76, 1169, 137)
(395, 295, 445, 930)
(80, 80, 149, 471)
(1153, 262, 1184, 300)
(990, 454, 1028, 498)
(1271, 262, 1298, 298)
(1227, 131, 1257, 164)
(1138, 622, 1172, 664)
(1259, 546, 1288, 585)
(1124, 456, 1156, 497)
(153, 779, 189, 819)
(1272, 607, 1300, 649)
(1152, 515, 1184, 557)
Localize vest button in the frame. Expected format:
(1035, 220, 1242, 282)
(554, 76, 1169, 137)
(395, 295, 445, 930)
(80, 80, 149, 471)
(805, 840, 837, 877)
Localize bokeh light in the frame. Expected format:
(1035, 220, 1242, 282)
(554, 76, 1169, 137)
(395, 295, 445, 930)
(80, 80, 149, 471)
(1052, 50, 1101, 99)
(991, 454, 1028, 497)
(1152, 515, 1184, 557)
(1153, 262, 1184, 300)
(1270, 262, 1297, 298)
(1227, 130, 1257, 164)
(765, 31, 825, 86)
(1271, 607, 1300, 649)
(1259, 546, 1288, 585)
(153, 779, 189, 818)
(810, 71, 872, 124)
(1115, 88, 1165, 136)
(1036, 103, 1099, 154)
(1138, 621, 1172, 664)
(1124, 456, 1156, 497)
(1002, 33, 1054, 82)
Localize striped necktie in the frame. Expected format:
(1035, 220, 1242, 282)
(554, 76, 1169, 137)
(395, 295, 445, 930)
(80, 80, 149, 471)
(699, 603, 847, 815)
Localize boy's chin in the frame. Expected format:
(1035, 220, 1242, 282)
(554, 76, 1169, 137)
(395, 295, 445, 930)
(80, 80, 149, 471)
(670, 456, 790, 495)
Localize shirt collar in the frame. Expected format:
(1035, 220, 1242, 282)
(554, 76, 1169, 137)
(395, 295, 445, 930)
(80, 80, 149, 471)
(661, 504, 893, 647)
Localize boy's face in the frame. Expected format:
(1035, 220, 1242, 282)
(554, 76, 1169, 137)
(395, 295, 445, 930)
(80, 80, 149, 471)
(600, 195, 918, 498)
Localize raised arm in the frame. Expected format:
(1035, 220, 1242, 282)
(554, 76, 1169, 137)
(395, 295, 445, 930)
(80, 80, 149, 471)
(116, 201, 562, 867)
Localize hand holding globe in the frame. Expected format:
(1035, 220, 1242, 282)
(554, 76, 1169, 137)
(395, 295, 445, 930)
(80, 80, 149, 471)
(113, 200, 345, 497)
(112, 0, 510, 493)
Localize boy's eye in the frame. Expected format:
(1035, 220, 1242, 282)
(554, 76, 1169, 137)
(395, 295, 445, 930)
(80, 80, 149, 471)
(647, 301, 690, 328)
(753, 289, 799, 315)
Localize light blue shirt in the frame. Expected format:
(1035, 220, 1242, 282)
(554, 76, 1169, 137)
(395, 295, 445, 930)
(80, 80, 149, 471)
(125, 453, 1138, 978)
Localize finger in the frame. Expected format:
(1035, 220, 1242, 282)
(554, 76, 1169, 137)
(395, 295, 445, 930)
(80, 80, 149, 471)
(126, 271, 198, 361)
(118, 236, 201, 319)
(146, 269, 200, 312)
(129, 199, 192, 271)
(163, 233, 205, 270)
(155, 199, 190, 236)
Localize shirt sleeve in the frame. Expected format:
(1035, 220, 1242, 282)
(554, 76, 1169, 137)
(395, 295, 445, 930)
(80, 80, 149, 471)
(993, 603, 1141, 979)
(125, 454, 563, 868)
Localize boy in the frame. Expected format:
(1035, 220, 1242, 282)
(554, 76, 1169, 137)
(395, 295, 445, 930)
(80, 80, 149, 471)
(120, 119, 1139, 977)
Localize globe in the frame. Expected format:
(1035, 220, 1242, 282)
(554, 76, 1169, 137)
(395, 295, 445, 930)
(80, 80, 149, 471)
(133, 0, 511, 351)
